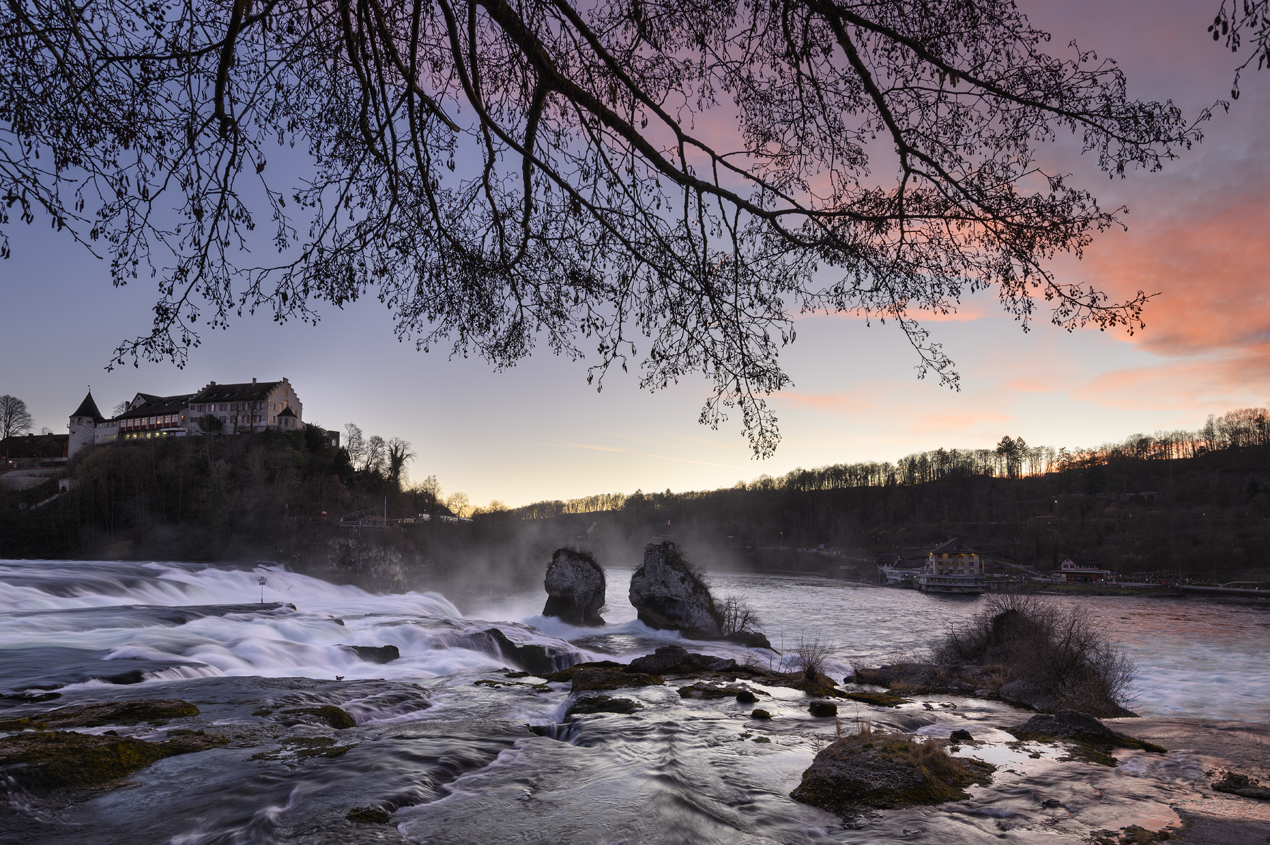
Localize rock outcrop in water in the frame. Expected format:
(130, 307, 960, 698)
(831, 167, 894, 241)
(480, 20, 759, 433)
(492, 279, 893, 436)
(791, 731, 994, 821)
(627, 644, 735, 675)
(628, 543, 772, 647)
(0, 729, 229, 791)
(344, 645, 400, 664)
(542, 548, 606, 626)
(455, 628, 583, 676)
(850, 661, 1136, 719)
(1007, 710, 1165, 766)
(629, 542, 725, 638)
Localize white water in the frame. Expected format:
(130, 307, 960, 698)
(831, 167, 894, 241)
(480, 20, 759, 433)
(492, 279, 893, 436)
(2, 558, 1267, 845)
(1, 559, 1266, 720)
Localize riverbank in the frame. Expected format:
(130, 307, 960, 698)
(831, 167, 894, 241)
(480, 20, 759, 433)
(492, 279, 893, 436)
(1034, 582, 1187, 597)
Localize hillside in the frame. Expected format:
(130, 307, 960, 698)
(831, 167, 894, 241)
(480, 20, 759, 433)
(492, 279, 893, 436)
(4, 419, 1270, 593)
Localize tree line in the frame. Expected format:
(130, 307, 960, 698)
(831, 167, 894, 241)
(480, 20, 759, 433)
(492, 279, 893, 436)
(507, 404, 1270, 519)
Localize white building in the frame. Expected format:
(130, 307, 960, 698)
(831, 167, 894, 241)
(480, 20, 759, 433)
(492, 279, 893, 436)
(67, 378, 306, 459)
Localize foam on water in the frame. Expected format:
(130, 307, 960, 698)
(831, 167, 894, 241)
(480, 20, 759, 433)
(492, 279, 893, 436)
(0, 560, 606, 690)
(1, 559, 1268, 720)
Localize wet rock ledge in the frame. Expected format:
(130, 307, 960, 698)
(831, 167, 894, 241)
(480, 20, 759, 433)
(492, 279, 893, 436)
(0, 699, 227, 791)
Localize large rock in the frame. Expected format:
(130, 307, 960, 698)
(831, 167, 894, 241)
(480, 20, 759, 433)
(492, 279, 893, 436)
(344, 644, 400, 664)
(462, 628, 583, 676)
(542, 549, 606, 626)
(790, 732, 994, 821)
(628, 542, 724, 638)
(627, 645, 724, 675)
(1008, 710, 1166, 764)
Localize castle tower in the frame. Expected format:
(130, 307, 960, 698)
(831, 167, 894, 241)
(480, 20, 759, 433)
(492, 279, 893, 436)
(68, 390, 105, 459)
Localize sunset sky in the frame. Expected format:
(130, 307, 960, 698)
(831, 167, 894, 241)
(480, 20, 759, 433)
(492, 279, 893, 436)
(2, 0, 1267, 509)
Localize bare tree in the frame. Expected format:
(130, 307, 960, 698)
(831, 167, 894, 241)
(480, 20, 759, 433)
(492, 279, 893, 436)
(386, 437, 416, 489)
(445, 492, 471, 519)
(343, 424, 367, 470)
(363, 435, 387, 475)
(0, 396, 34, 440)
(0, 1, 1209, 455)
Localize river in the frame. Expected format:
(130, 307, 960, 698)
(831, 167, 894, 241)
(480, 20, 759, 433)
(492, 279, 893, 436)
(1, 558, 1267, 843)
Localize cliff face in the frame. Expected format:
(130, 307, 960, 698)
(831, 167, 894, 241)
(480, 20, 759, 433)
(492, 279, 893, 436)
(305, 536, 411, 594)
(281, 525, 419, 594)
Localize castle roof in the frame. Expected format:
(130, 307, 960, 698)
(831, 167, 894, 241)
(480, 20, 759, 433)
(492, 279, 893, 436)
(116, 394, 192, 420)
(70, 391, 105, 423)
(276, 406, 296, 418)
(190, 380, 284, 404)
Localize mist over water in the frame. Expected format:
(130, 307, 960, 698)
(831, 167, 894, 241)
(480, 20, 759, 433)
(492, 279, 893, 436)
(3, 559, 1267, 718)
(1, 558, 1267, 843)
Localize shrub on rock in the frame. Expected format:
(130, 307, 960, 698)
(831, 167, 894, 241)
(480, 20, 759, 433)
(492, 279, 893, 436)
(931, 593, 1136, 717)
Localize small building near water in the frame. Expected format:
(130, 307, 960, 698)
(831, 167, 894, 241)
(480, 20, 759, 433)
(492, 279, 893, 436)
(1054, 558, 1112, 583)
(915, 538, 986, 594)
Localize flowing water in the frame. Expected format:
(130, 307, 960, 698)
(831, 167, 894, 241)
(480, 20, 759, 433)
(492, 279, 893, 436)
(1, 558, 1267, 844)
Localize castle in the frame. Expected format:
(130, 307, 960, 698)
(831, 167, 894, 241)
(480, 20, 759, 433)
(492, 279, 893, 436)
(67, 377, 305, 460)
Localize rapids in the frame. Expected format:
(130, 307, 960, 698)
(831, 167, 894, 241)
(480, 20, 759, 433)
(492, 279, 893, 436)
(1, 559, 1267, 844)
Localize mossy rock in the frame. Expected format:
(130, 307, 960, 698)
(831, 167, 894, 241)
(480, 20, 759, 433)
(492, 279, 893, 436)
(751, 709, 773, 720)
(278, 705, 356, 730)
(791, 732, 994, 820)
(842, 691, 910, 708)
(785, 677, 847, 698)
(565, 695, 640, 718)
(570, 668, 663, 692)
(0, 699, 199, 732)
(677, 682, 756, 700)
(542, 661, 625, 683)
(475, 678, 553, 693)
(808, 701, 838, 717)
(347, 807, 392, 824)
(0, 729, 228, 791)
(1212, 771, 1270, 800)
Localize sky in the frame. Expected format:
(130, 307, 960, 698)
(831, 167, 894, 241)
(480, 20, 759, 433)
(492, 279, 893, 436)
(2, 0, 1267, 509)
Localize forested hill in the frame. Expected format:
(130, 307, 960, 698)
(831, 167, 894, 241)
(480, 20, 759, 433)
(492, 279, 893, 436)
(4, 407, 1270, 588)
(504, 407, 1270, 582)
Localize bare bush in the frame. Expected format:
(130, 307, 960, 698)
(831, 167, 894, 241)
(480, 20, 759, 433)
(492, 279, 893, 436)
(785, 637, 834, 682)
(718, 595, 762, 637)
(935, 592, 1136, 716)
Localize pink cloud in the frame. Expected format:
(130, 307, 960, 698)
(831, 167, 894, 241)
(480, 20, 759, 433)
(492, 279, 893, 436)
(1071, 346, 1270, 411)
